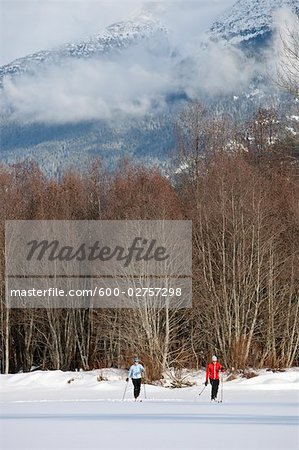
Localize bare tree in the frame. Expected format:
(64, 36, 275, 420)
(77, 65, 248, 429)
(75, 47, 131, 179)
(278, 14, 299, 98)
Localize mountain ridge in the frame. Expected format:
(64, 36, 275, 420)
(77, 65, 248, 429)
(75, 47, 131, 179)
(0, 0, 298, 174)
(0, 13, 167, 85)
(210, 0, 299, 45)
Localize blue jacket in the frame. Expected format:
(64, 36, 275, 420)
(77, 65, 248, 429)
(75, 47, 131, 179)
(128, 363, 144, 379)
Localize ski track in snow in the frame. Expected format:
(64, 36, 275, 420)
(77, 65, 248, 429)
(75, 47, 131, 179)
(0, 369, 298, 450)
(1, 411, 297, 426)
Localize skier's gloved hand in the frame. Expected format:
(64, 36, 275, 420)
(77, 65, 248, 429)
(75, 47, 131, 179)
(205, 381, 208, 386)
(126, 377, 129, 382)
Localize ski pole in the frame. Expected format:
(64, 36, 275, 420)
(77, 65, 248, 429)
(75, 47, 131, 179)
(198, 384, 207, 397)
(143, 369, 147, 400)
(122, 379, 129, 401)
(220, 373, 224, 402)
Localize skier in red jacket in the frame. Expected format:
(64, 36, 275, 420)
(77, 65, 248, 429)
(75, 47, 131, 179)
(205, 355, 225, 401)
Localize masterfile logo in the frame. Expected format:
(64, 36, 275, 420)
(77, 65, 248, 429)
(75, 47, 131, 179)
(26, 237, 170, 267)
(5, 220, 192, 308)
(6, 220, 191, 276)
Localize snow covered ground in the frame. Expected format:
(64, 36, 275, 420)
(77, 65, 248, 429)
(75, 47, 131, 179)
(0, 369, 298, 450)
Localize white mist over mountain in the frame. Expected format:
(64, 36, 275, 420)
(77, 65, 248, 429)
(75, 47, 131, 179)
(0, 0, 298, 125)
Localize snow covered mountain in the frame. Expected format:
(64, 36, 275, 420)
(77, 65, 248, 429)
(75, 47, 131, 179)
(210, 0, 299, 47)
(0, 1, 298, 174)
(0, 13, 168, 85)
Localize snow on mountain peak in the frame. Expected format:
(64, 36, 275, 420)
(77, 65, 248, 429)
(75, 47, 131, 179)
(100, 12, 166, 40)
(0, 12, 167, 84)
(210, 0, 299, 45)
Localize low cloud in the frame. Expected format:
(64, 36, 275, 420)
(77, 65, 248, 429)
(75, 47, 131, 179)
(186, 41, 257, 97)
(1, 41, 256, 124)
(1, 46, 178, 124)
(1, 1, 293, 125)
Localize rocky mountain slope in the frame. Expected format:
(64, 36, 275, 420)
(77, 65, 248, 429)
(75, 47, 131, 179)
(210, 0, 298, 47)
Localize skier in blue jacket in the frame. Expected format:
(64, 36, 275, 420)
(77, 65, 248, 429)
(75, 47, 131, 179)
(126, 357, 144, 400)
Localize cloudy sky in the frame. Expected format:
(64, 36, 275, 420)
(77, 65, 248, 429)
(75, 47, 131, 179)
(0, 0, 235, 65)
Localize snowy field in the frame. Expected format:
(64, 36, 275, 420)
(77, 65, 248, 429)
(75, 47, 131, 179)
(0, 369, 298, 450)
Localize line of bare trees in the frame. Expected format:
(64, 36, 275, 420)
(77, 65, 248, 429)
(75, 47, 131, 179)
(0, 16, 298, 378)
(0, 102, 298, 377)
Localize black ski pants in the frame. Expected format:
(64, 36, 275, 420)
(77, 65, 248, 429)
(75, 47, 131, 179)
(132, 378, 142, 399)
(210, 379, 219, 400)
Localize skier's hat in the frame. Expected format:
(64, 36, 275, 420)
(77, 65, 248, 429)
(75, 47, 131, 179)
(212, 355, 217, 361)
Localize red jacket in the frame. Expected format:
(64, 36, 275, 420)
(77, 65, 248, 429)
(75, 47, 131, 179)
(206, 362, 223, 381)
